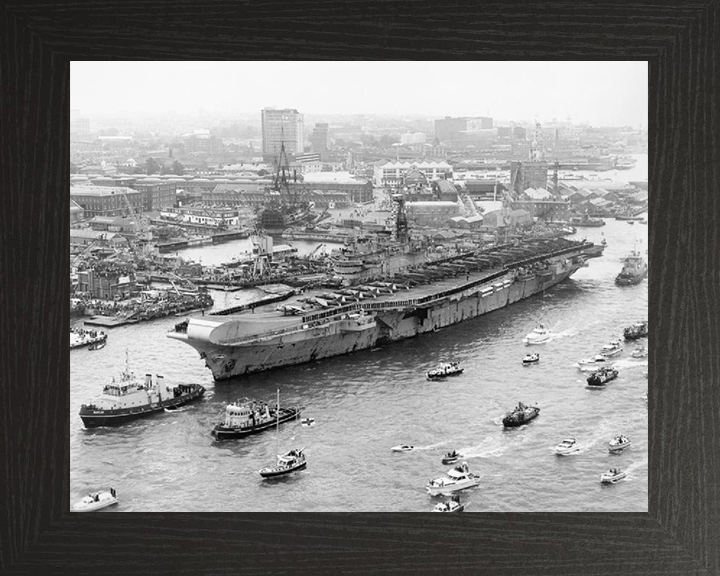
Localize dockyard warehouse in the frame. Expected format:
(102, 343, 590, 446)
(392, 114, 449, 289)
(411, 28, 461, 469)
(405, 201, 460, 226)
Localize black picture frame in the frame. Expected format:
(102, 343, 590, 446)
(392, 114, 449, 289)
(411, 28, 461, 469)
(1, 1, 718, 574)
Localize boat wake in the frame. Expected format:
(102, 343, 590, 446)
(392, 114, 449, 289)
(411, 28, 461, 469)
(459, 435, 527, 459)
(164, 406, 188, 413)
(621, 455, 649, 479)
(414, 441, 450, 451)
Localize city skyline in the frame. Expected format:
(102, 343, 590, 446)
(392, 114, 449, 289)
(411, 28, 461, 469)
(71, 61, 648, 128)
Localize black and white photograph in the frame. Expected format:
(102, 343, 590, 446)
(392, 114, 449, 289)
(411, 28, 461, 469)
(69, 61, 648, 512)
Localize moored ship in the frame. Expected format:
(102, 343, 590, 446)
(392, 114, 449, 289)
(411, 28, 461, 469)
(168, 232, 604, 382)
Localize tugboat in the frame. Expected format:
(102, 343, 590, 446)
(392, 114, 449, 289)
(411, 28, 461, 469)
(598, 339, 624, 357)
(631, 345, 648, 359)
(600, 468, 626, 484)
(586, 366, 619, 387)
(426, 362, 464, 380)
(79, 351, 205, 428)
(259, 390, 307, 479)
(426, 461, 480, 496)
(502, 402, 540, 428)
(432, 494, 465, 512)
(523, 324, 552, 345)
(555, 438, 580, 456)
(615, 249, 648, 286)
(441, 450, 463, 465)
(70, 327, 107, 350)
(211, 394, 301, 440)
(624, 320, 648, 340)
(576, 354, 612, 372)
(522, 352, 540, 365)
(72, 487, 118, 512)
(608, 435, 631, 452)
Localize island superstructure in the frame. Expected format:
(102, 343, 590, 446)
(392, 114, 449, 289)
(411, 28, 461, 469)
(168, 229, 604, 381)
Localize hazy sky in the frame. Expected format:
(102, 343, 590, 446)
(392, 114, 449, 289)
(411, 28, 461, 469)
(71, 61, 647, 126)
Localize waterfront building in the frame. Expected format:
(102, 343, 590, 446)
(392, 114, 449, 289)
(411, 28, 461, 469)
(70, 229, 128, 249)
(405, 201, 460, 227)
(159, 207, 242, 227)
(70, 185, 142, 218)
(202, 184, 271, 209)
(131, 179, 177, 211)
(373, 161, 453, 187)
(261, 108, 304, 159)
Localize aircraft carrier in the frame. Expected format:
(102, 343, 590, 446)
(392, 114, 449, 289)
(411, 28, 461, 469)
(167, 235, 604, 381)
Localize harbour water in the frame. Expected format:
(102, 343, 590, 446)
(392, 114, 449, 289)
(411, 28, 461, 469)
(70, 159, 648, 512)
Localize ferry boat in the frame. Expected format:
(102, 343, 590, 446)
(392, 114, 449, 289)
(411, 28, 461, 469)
(167, 226, 605, 382)
(555, 438, 580, 456)
(211, 396, 300, 440)
(78, 352, 205, 428)
(598, 339, 624, 357)
(576, 354, 612, 372)
(615, 249, 648, 286)
(586, 366, 619, 387)
(426, 362, 463, 380)
(70, 327, 107, 350)
(608, 435, 631, 452)
(523, 324, 552, 345)
(72, 488, 118, 512)
(600, 468, 626, 484)
(426, 462, 480, 496)
(624, 320, 648, 340)
(502, 402, 540, 428)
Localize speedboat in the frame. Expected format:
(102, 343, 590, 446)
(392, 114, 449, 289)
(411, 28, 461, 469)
(555, 438, 580, 456)
(600, 468, 626, 484)
(441, 450, 463, 465)
(88, 341, 106, 351)
(426, 462, 480, 496)
(426, 362, 463, 380)
(391, 444, 414, 452)
(523, 324, 551, 345)
(522, 353, 540, 365)
(586, 366, 619, 386)
(608, 435, 631, 452)
(598, 339, 624, 357)
(631, 345, 648, 359)
(72, 488, 118, 512)
(576, 354, 612, 372)
(432, 496, 465, 512)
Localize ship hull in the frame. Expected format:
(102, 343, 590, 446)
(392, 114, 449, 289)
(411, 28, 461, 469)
(174, 259, 584, 382)
(79, 386, 205, 428)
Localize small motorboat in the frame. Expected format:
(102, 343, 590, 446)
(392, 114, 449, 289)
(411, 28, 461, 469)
(259, 448, 307, 478)
(576, 354, 611, 372)
(608, 435, 631, 452)
(523, 324, 552, 345)
(426, 362, 463, 380)
(88, 341, 106, 351)
(522, 352, 540, 365)
(441, 450, 463, 465)
(598, 339, 624, 357)
(502, 402, 540, 428)
(391, 444, 414, 452)
(586, 366, 619, 386)
(623, 320, 648, 340)
(631, 345, 648, 359)
(72, 488, 118, 512)
(600, 468, 627, 484)
(426, 462, 480, 496)
(432, 495, 465, 512)
(555, 438, 580, 456)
